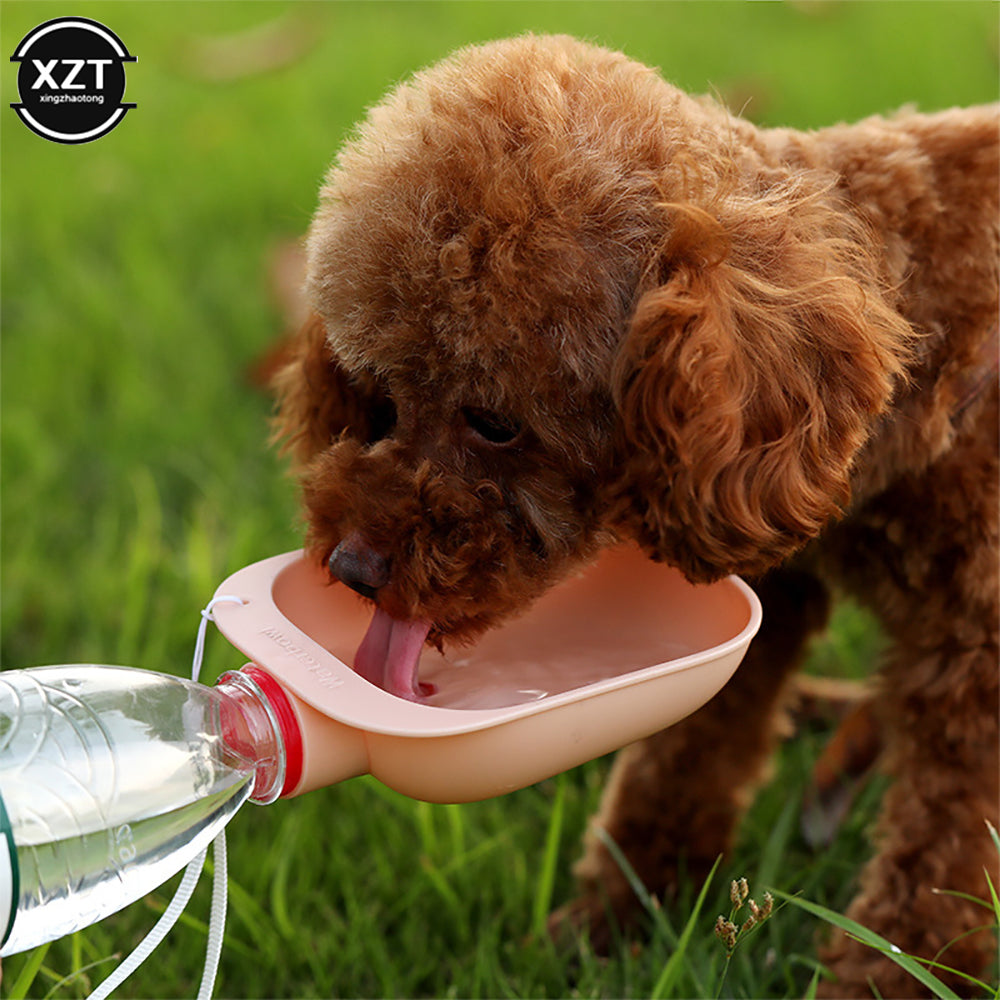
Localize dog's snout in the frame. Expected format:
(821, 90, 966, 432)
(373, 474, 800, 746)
(329, 534, 391, 600)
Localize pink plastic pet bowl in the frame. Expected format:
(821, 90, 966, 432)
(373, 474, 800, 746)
(210, 545, 761, 803)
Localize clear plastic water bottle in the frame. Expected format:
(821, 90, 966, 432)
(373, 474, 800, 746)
(0, 663, 294, 956)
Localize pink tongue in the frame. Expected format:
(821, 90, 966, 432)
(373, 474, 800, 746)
(354, 607, 433, 701)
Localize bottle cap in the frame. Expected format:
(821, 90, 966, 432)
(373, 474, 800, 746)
(240, 665, 303, 797)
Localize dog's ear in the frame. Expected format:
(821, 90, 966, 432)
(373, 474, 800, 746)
(608, 184, 914, 582)
(271, 312, 392, 464)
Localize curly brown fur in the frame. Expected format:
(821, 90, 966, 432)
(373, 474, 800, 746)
(274, 35, 999, 996)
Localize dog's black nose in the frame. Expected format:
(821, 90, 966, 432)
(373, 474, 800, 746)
(328, 534, 390, 600)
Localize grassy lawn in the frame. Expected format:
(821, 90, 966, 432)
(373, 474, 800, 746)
(2, 2, 997, 997)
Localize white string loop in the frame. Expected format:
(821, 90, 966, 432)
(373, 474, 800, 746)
(192, 595, 244, 683)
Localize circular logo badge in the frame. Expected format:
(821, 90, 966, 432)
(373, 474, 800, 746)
(10, 17, 136, 144)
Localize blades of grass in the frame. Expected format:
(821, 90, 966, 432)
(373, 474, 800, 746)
(140, 881, 209, 940)
(116, 467, 163, 665)
(911, 957, 993, 997)
(394, 830, 509, 920)
(437, 830, 508, 876)
(444, 802, 466, 857)
(419, 853, 463, 923)
(71, 931, 82, 985)
(354, 774, 411, 810)
(593, 826, 676, 943)
(774, 891, 960, 999)
(756, 792, 799, 891)
(6, 943, 50, 1000)
(220, 871, 282, 961)
(184, 499, 224, 603)
(985, 820, 1000, 926)
(984, 870, 1000, 924)
(42, 956, 120, 1000)
(268, 818, 299, 942)
(803, 966, 822, 999)
(531, 773, 567, 938)
(650, 856, 720, 1000)
(340, 873, 401, 997)
(978, 872, 1000, 1000)
(415, 799, 438, 858)
(930, 886, 995, 912)
(407, 802, 466, 928)
(73, 928, 114, 965)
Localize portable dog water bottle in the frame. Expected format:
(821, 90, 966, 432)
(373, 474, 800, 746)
(0, 544, 760, 958)
(208, 544, 762, 802)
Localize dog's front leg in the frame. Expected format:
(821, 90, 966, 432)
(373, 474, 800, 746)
(816, 425, 1000, 999)
(816, 634, 999, 999)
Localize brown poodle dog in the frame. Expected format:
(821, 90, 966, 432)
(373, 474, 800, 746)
(274, 35, 999, 997)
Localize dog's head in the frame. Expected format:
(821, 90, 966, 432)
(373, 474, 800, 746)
(275, 35, 913, 697)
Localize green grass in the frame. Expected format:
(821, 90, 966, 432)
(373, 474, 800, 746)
(2, 2, 997, 997)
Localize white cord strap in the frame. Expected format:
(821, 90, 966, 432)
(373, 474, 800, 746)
(88, 849, 207, 1000)
(198, 830, 228, 1000)
(190, 594, 243, 1000)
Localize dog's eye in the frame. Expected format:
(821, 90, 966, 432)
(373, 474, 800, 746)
(364, 393, 397, 445)
(461, 406, 521, 445)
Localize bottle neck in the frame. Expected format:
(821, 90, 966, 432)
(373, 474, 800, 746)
(216, 666, 304, 804)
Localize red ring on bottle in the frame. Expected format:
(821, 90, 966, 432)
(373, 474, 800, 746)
(242, 665, 304, 798)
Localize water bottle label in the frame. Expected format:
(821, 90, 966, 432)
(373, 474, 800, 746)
(0, 788, 18, 948)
